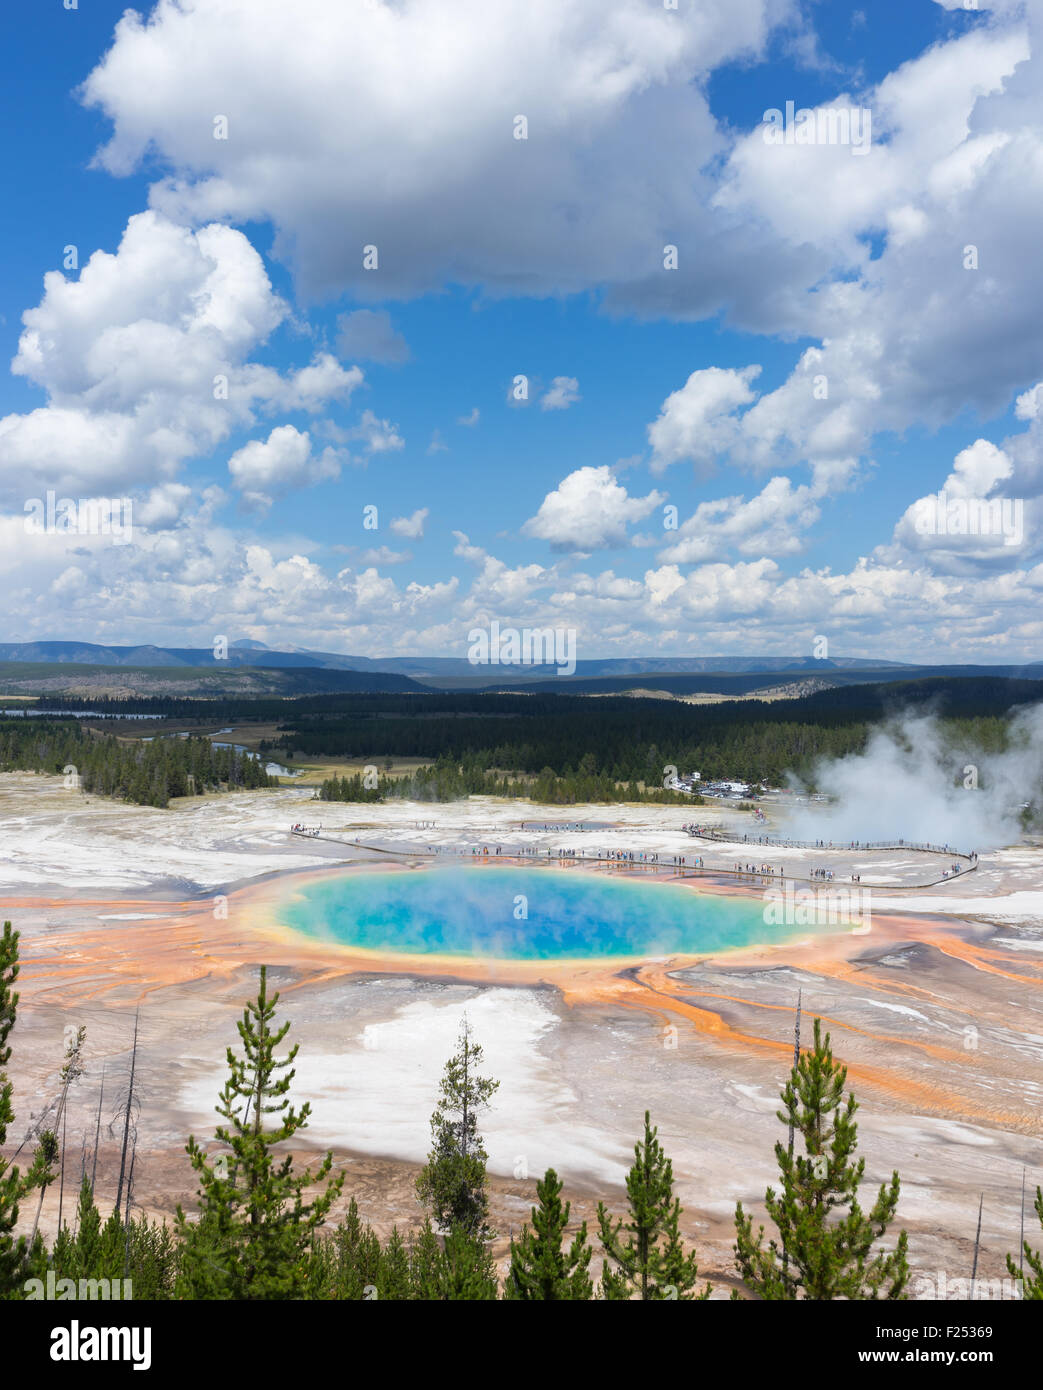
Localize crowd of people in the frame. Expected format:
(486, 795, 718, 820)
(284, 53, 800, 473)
(685, 825, 978, 863)
(325, 822, 977, 886)
(521, 821, 589, 832)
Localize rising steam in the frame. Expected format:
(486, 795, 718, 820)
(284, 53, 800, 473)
(782, 705, 1043, 852)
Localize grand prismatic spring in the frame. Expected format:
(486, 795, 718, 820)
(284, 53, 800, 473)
(273, 865, 851, 960)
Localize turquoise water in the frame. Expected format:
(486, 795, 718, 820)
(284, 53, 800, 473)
(276, 866, 795, 961)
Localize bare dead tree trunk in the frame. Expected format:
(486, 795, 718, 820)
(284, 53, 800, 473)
(28, 1181, 49, 1254)
(123, 1137, 137, 1281)
(25, 1026, 86, 1251)
(115, 1008, 140, 1214)
(73, 1132, 89, 1238)
(970, 1192, 984, 1299)
(57, 1100, 68, 1232)
(90, 1061, 105, 1195)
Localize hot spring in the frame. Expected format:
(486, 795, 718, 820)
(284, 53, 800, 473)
(274, 866, 835, 961)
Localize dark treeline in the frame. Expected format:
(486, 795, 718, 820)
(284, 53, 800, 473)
(37, 673, 1043, 726)
(0, 719, 275, 808)
(36, 672, 1043, 717)
(298, 709, 861, 788)
(317, 757, 697, 806)
(4, 930, 1040, 1301)
(35, 692, 305, 722)
(26, 693, 302, 723)
(24, 676, 1043, 804)
(282, 686, 1037, 790)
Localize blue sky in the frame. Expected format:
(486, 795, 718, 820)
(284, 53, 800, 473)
(1, 0, 1041, 662)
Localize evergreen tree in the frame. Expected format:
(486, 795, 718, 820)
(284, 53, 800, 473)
(329, 1197, 381, 1299)
(415, 1018, 499, 1239)
(440, 1222, 499, 1300)
(378, 1226, 412, 1300)
(506, 1167, 593, 1300)
(52, 1023, 87, 1237)
(403, 1217, 498, 1300)
(734, 1017, 909, 1300)
(303, 1197, 385, 1300)
(408, 1219, 447, 1299)
(24, 1129, 59, 1261)
(45, 1178, 178, 1300)
(175, 966, 343, 1298)
(69, 1173, 104, 1277)
(1007, 1185, 1043, 1299)
(0, 920, 29, 1296)
(597, 1112, 710, 1300)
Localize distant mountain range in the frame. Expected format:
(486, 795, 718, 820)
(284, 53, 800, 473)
(0, 640, 1040, 699)
(0, 639, 922, 677)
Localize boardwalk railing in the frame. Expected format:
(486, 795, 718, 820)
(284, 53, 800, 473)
(683, 828, 975, 859)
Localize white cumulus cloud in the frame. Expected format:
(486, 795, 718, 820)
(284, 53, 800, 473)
(523, 466, 665, 552)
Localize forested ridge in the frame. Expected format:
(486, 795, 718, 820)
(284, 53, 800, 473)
(269, 682, 1042, 783)
(40, 672, 1043, 727)
(3, 676, 1039, 807)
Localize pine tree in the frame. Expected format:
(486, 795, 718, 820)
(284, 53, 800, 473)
(175, 965, 343, 1298)
(1007, 1185, 1043, 1299)
(303, 1196, 385, 1300)
(415, 1017, 499, 1239)
(734, 1017, 909, 1300)
(597, 1112, 710, 1300)
(98, 1204, 127, 1276)
(379, 1227, 411, 1300)
(51, 1024, 87, 1240)
(440, 1222, 499, 1300)
(404, 1217, 498, 1300)
(506, 1167, 593, 1300)
(121, 1214, 178, 1299)
(113, 1010, 139, 1216)
(9, 1018, 87, 1269)
(45, 1174, 177, 1299)
(330, 1197, 382, 1299)
(0, 922, 37, 1296)
(69, 1173, 104, 1277)
(25, 1129, 60, 1258)
(408, 1220, 444, 1299)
